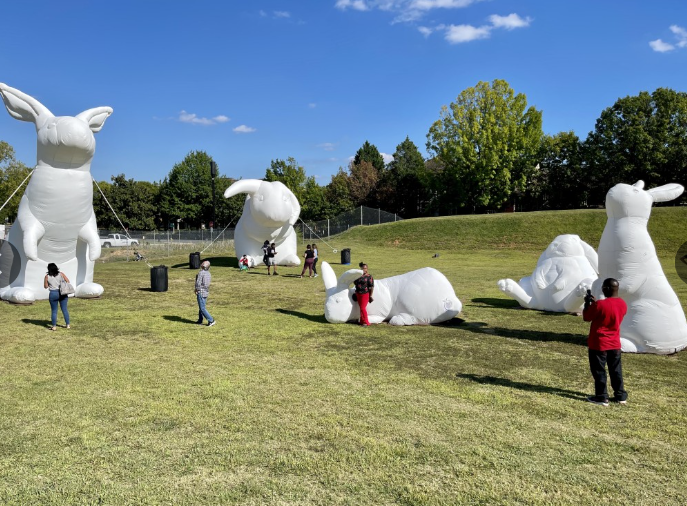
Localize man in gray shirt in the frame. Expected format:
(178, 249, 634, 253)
(195, 260, 215, 326)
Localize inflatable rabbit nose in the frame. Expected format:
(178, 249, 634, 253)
(633, 181, 645, 189)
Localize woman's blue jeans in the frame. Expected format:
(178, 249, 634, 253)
(49, 289, 70, 327)
(197, 293, 214, 324)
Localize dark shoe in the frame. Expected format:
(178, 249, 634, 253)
(273, 272, 278, 276)
(610, 397, 628, 405)
(196, 320, 204, 325)
(207, 321, 216, 327)
(587, 396, 609, 407)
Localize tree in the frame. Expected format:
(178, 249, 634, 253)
(158, 151, 218, 228)
(426, 79, 543, 213)
(323, 168, 354, 217)
(584, 88, 687, 206)
(347, 160, 379, 207)
(377, 136, 429, 217)
(354, 141, 385, 174)
(0, 141, 31, 223)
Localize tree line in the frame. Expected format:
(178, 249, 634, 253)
(2, 79, 686, 230)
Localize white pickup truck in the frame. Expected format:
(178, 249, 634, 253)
(100, 233, 139, 248)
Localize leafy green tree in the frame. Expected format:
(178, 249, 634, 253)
(426, 79, 543, 213)
(94, 176, 160, 230)
(324, 168, 354, 217)
(0, 141, 31, 222)
(158, 150, 217, 228)
(584, 88, 687, 205)
(347, 160, 379, 208)
(377, 136, 429, 217)
(264, 157, 323, 220)
(354, 141, 385, 174)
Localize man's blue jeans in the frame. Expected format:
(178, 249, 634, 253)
(197, 293, 214, 324)
(49, 289, 70, 327)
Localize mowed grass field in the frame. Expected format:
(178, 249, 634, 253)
(1, 208, 686, 505)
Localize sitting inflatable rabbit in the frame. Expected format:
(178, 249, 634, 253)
(497, 234, 599, 313)
(0, 83, 112, 303)
(224, 179, 301, 267)
(321, 261, 462, 325)
(593, 181, 687, 354)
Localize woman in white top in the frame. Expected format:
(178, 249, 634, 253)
(312, 243, 319, 278)
(43, 262, 70, 331)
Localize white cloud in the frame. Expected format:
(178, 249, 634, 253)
(381, 152, 394, 164)
(670, 24, 687, 47)
(445, 24, 491, 43)
(274, 11, 291, 18)
(418, 26, 433, 37)
(488, 13, 532, 30)
(410, 0, 475, 10)
(178, 110, 230, 126)
(233, 125, 256, 133)
(650, 39, 675, 53)
(336, 0, 370, 11)
(318, 142, 337, 151)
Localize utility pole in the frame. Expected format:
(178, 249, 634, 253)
(210, 160, 217, 242)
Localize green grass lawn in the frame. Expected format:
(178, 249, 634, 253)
(1, 209, 686, 505)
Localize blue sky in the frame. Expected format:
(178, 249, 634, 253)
(1, 1, 685, 185)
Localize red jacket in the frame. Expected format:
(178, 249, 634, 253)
(583, 297, 627, 351)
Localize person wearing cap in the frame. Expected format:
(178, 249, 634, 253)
(195, 260, 216, 327)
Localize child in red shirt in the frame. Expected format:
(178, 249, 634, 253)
(583, 278, 628, 406)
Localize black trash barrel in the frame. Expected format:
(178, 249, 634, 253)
(151, 265, 168, 292)
(189, 251, 201, 269)
(341, 248, 351, 265)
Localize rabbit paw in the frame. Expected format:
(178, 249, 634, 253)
(497, 279, 515, 293)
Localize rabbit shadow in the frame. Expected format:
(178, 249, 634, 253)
(460, 321, 586, 346)
(275, 308, 328, 324)
(455, 373, 588, 401)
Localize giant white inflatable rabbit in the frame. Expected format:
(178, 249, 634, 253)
(497, 234, 599, 313)
(224, 179, 301, 267)
(593, 180, 687, 354)
(321, 261, 462, 325)
(0, 83, 112, 303)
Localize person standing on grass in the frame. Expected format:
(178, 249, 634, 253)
(354, 262, 374, 326)
(195, 260, 216, 327)
(262, 239, 270, 269)
(583, 278, 628, 406)
(312, 243, 319, 278)
(267, 242, 278, 276)
(43, 262, 70, 331)
(300, 244, 315, 278)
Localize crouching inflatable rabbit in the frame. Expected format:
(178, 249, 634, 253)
(321, 261, 462, 325)
(497, 234, 599, 313)
(0, 83, 111, 303)
(593, 181, 687, 354)
(224, 179, 301, 267)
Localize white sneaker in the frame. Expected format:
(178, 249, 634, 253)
(207, 321, 216, 327)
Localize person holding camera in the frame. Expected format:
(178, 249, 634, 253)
(354, 262, 374, 326)
(583, 278, 628, 406)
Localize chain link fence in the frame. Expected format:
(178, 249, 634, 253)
(297, 206, 402, 241)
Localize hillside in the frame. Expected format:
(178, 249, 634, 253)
(332, 207, 687, 254)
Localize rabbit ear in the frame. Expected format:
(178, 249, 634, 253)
(648, 184, 684, 203)
(0, 83, 53, 127)
(633, 181, 645, 189)
(338, 269, 363, 290)
(321, 262, 337, 292)
(76, 107, 113, 132)
(224, 179, 261, 198)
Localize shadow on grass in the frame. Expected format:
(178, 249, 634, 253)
(137, 287, 153, 292)
(163, 315, 199, 325)
(275, 308, 328, 324)
(470, 297, 522, 309)
(22, 319, 50, 328)
(170, 256, 238, 269)
(461, 321, 586, 346)
(455, 373, 588, 401)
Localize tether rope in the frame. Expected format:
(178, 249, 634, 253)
(0, 169, 34, 215)
(298, 218, 338, 253)
(92, 177, 134, 240)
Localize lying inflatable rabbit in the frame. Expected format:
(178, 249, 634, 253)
(497, 234, 599, 313)
(224, 179, 301, 267)
(593, 181, 687, 354)
(0, 83, 112, 303)
(321, 261, 462, 325)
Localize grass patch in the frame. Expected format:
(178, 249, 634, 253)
(2, 209, 686, 504)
